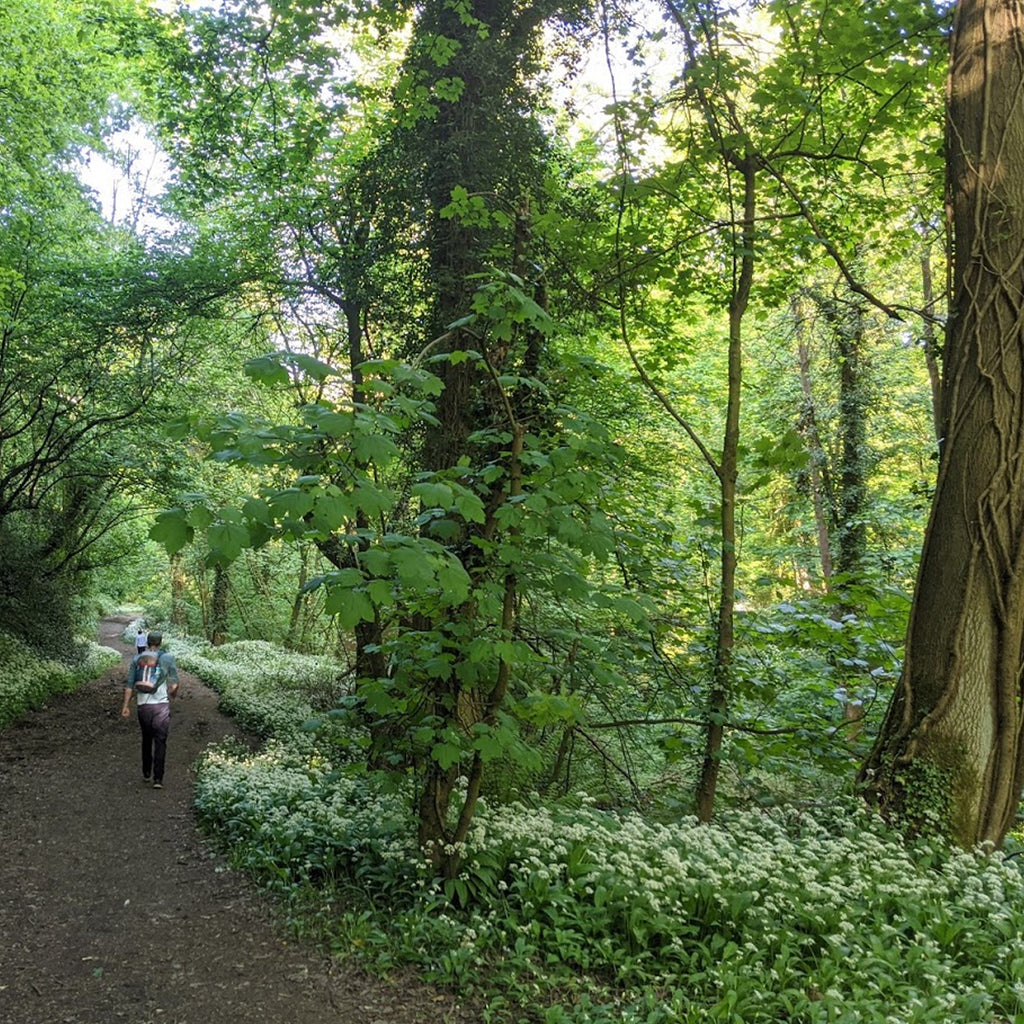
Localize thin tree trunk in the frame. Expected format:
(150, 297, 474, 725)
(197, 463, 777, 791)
(169, 551, 187, 630)
(210, 562, 228, 646)
(796, 331, 834, 585)
(920, 249, 944, 444)
(694, 152, 756, 823)
(285, 546, 309, 650)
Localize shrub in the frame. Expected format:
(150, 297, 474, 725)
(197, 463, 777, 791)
(0, 631, 121, 730)
(187, 638, 1024, 1023)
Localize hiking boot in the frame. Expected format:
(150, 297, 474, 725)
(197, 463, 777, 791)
(153, 781, 163, 789)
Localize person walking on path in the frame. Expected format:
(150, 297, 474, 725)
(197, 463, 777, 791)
(121, 631, 179, 788)
(134, 628, 147, 655)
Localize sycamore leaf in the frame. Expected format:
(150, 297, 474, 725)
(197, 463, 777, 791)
(454, 490, 486, 523)
(432, 739, 463, 770)
(391, 545, 437, 589)
(412, 481, 454, 508)
(551, 571, 591, 600)
(244, 355, 289, 385)
(208, 519, 250, 562)
(360, 547, 391, 576)
(471, 725, 504, 762)
(326, 567, 363, 588)
(353, 431, 399, 464)
(269, 488, 314, 520)
(149, 511, 193, 555)
(310, 489, 350, 531)
(313, 409, 354, 438)
(242, 497, 272, 525)
(291, 353, 337, 381)
(436, 558, 472, 605)
(187, 505, 213, 529)
(325, 588, 375, 629)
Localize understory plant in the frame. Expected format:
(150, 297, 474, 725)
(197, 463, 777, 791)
(170, 635, 348, 740)
(0, 630, 121, 729)
(189, 637, 1024, 1024)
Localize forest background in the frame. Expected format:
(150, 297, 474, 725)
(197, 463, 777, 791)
(4, 0, 1024, 1021)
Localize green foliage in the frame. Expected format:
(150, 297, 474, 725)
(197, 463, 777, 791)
(0, 525, 102, 652)
(151, 341, 651, 812)
(0, 0, 132, 202)
(707, 584, 909, 798)
(3, 0, 996, 974)
(194, 741, 421, 897)
(192, 675, 1024, 1023)
(171, 635, 348, 740)
(0, 631, 120, 730)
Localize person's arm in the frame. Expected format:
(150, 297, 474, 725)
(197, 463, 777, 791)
(164, 654, 180, 699)
(122, 657, 138, 717)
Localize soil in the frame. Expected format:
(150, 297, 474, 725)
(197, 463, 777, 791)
(0, 617, 479, 1024)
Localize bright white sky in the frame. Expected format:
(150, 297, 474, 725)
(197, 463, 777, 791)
(75, 4, 705, 227)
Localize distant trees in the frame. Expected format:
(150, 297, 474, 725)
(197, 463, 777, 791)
(0, 0, 160, 644)
(596, 0, 946, 819)
(0, 0, 257, 646)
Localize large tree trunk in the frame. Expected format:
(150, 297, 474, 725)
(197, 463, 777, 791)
(861, 0, 1024, 846)
(390, 0, 553, 872)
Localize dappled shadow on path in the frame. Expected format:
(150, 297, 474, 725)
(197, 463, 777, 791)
(0, 617, 472, 1024)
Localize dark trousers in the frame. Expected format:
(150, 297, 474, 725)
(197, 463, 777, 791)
(137, 703, 171, 782)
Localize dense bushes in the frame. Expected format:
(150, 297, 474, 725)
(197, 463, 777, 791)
(185, 637, 1024, 1024)
(0, 630, 121, 730)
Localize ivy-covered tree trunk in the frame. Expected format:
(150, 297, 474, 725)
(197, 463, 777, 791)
(170, 552, 188, 631)
(861, 0, 1024, 846)
(395, 0, 556, 873)
(827, 293, 869, 585)
(210, 561, 229, 646)
(794, 304, 834, 585)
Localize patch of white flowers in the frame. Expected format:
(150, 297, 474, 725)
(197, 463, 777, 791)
(0, 630, 121, 729)
(164, 636, 354, 747)
(175, 632, 1024, 1023)
(194, 740, 421, 889)
(179, 639, 345, 704)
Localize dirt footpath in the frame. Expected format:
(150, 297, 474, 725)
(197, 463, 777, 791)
(0, 617, 473, 1024)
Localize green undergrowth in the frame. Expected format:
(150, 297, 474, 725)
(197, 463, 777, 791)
(0, 629, 121, 730)
(143, 631, 347, 741)
(179, 633, 1024, 1024)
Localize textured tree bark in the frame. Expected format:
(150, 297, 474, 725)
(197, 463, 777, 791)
(210, 561, 229, 646)
(169, 551, 187, 630)
(796, 335, 834, 585)
(861, 0, 1024, 846)
(398, 0, 555, 872)
(827, 295, 868, 585)
(919, 248, 944, 444)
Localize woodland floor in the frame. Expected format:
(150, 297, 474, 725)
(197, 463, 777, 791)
(0, 616, 478, 1024)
